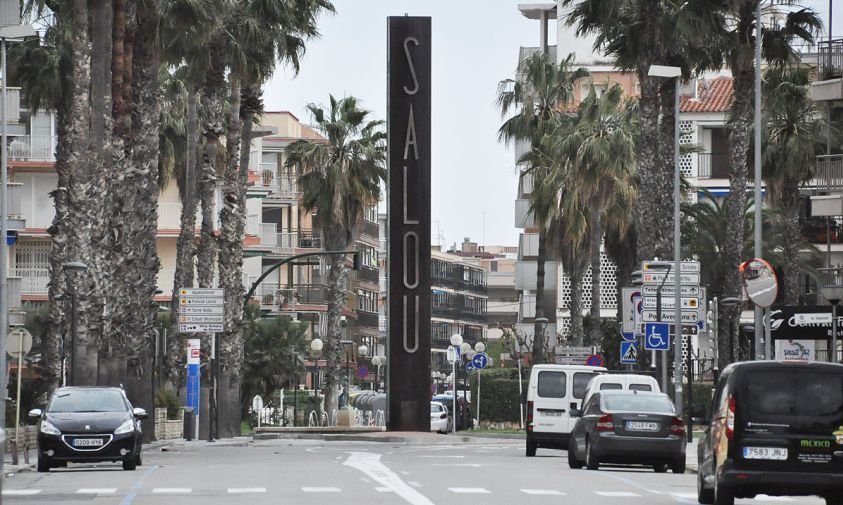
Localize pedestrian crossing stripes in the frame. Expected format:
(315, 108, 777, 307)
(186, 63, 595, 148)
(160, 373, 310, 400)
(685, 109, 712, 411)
(448, 487, 491, 494)
(228, 487, 267, 494)
(76, 488, 117, 494)
(595, 491, 642, 497)
(301, 487, 341, 493)
(521, 489, 566, 495)
(152, 488, 192, 494)
(1, 490, 41, 496)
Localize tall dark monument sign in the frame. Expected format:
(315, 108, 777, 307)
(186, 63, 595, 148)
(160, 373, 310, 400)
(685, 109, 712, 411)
(387, 16, 431, 432)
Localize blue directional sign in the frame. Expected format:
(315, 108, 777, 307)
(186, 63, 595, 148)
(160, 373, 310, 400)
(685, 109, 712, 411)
(622, 332, 636, 342)
(472, 352, 489, 370)
(645, 322, 671, 351)
(466, 361, 475, 372)
(620, 341, 639, 364)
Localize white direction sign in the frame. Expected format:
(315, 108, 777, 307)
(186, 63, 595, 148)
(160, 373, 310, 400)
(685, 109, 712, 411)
(641, 272, 700, 285)
(179, 305, 224, 315)
(179, 315, 224, 324)
(641, 309, 702, 324)
(179, 288, 223, 297)
(621, 287, 642, 333)
(180, 323, 224, 333)
(642, 285, 702, 297)
(180, 297, 224, 306)
(642, 296, 700, 310)
(643, 260, 700, 272)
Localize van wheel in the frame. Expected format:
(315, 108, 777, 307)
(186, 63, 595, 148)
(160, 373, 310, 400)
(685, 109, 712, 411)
(122, 458, 137, 471)
(585, 439, 599, 470)
(653, 464, 668, 473)
(567, 439, 583, 469)
(714, 477, 734, 505)
(697, 470, 714, 504)
(672, 458, 686, 474)
(526, 440, 537, 457)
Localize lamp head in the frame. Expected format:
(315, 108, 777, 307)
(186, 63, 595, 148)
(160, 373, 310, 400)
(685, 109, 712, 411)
(310, 338, 324, 353)
(450, 333, 463, 346)
(62, 261, 88, 272)
(648, 64, 682, 78)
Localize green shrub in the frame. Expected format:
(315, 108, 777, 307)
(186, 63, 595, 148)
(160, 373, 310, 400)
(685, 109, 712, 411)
(155, 389, 181, 420)
(469, 368, 527, 423)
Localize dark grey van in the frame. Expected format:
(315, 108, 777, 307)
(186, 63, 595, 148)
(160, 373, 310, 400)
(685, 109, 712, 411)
(697, 361, 843, 505)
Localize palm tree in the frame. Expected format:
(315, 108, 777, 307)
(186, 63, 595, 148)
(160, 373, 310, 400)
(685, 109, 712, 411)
(285, 95, 386, 417)
(496, 52, 587, 362)
(762, 65, 825, 304)
(553, 85, 637, 345)
(713, 1, 819, 353)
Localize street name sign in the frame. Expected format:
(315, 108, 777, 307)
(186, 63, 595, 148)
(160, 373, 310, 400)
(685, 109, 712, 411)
(178, 305, 224, 315)
(180, 297, 224, 306)
(641, 272, 700, 285)
(179, 323, 224, 333)
(642, 296, 700, 309)
(641, 309, 702, 324)
(642, 260, 700, 272)
(641, 285, 702, 297)
(179, 315, 224, 324)
(179, 288, 223, 297)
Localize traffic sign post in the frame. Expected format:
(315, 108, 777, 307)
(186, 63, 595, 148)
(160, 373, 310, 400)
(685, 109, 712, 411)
(620, 341, 638, 364)
(586, 354, 604, 367)
(9, 328, 32, 461)
(186, 338, 201, 440)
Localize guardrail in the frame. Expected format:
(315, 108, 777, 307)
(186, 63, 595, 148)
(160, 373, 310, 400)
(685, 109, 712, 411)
(815, 154, 843, 193)
(8, 135, 56, 161)
(819, 38, 843, 80)
(697, 153, 730, 179)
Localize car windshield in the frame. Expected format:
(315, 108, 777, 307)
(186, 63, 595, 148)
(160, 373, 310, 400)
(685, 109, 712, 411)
(746, 371, 843, 418)
(47, 389, 127, 413)
(603, 394, 674, 414)
(431, 404, 443, 413)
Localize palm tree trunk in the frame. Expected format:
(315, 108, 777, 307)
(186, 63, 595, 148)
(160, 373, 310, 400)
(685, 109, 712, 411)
(657, 81, 677, 258)
(533, 231, 547, 364)
(217, 78, 245, 437)
(781, 186, 801, 304)
(569, 264, 585, 346)
(589, 214, 603, 345)
(323, 247, 348, 419)
(723, 44, 755, 367)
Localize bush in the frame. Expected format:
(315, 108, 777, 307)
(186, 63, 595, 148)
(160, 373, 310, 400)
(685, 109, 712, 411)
(155, 389, 181, 420)
(469, 368, 527, 423)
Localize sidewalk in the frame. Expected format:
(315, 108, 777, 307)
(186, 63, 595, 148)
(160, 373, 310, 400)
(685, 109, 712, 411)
(686, 440, 698, 473)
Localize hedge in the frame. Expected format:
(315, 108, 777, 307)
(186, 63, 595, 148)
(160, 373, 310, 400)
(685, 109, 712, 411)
(469, 368, 527, 423)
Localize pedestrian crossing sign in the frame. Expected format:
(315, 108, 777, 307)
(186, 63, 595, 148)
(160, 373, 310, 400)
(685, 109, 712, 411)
(620, 341, 638, 364)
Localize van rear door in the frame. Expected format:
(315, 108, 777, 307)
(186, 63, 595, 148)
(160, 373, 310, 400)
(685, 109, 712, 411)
(569, 371, 602, 432)
(532, 370, 568, 434)
(739, 368, 843, 473)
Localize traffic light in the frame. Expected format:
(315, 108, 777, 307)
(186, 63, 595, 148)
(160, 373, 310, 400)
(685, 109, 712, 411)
(352, 252, 362, 271)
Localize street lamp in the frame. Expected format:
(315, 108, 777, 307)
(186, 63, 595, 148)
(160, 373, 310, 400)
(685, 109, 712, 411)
(648, 63, 683, 414)
(449, 333, 462, 434)
(63, 261, 88, 386)
(371, 355, 385, 392)
(819, 267, 843, 363)
(340, 340, 355, 407)
(310, 338, 324, 403)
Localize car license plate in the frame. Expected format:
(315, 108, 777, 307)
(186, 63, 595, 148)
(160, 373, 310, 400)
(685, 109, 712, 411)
(626, 421, 659, 432)
(73, 438, 103, 448)
(743, 447, 788, 460)
(541, 411, 563, 416)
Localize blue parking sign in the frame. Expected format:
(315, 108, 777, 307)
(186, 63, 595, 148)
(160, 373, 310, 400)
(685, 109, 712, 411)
(645, 322, 670, 351)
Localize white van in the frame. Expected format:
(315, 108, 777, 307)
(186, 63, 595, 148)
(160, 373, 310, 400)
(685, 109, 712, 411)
(526, 364, 606, 457)
(580, 373, 660, 408)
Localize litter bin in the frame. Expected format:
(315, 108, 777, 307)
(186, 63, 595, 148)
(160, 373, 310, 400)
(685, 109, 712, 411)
(183, 407, 195, 441)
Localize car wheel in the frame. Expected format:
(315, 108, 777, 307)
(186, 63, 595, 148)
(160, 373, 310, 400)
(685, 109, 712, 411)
(134, 451, 142, 467)
(714, 476, 734, 505)
(567, 438, 583, 469)
(653, 464, 668, 473)
(825, 496, 843, 505)
(526, 439, 537, 457)
(122, 457, 137, 471)
(697, 469, 714, 504)
(585, 438, 599, 471)
(36, 454, 50, 473)
(672, 458, 686, 474)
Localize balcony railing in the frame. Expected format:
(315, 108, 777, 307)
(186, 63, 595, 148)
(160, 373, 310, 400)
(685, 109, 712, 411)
(819, 38, 843, 80)
(356, 310, 379, 328)
(518, 170, 534, 197)
(12, 267, 50, 295)
(256, 166, 299, 200)
(9, 135, 56, 162)
(356, 265, 380, 284)
(256, 225, 322, 252)
(359, 219, 378, 239)
(801, 216, 843, 244)
(815, 155, 843, 193)
(697, 153, 730, 179)
(278, 284, 329, 305)
(158, 202, 201, 230)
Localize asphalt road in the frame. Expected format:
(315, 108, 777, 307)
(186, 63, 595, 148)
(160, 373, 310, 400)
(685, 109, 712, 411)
(0, 437, 827, 505)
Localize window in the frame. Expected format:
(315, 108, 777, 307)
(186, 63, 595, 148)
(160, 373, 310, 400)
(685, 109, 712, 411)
(48, 389, 128, 413)
(364, 205, 377, 223)
(537, 371, 566, 398)
(600, 383, 623, 391)
(746, 371, 843, 418)
(603, 394, 675, 414)
(585, 395, 602, 416)
(359, 244, 378, 269)
(357, 289, 378, 313)
(573, 373, 599, 399)
(629, 384, 653, 392)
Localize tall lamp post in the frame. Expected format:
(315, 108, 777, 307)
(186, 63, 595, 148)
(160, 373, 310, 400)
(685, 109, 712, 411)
(449, 333, 462, 435)
(819, 267, 843, 363)
(371, 355, 385, 392)
(310, 338, 323, 411)
(648, 63, 684, 415)
(63, 261, 88, 385)
(357, 343, 368, 390)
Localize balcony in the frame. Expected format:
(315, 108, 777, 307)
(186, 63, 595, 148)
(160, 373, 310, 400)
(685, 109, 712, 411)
(356, 265, 379, 285)
(801, 216, 843, 244)
(514, 198, 535, 228)
(697, 153, 730, 179)
(815, 155, 843, 194)
(819, 39, 843, 80)
(518, 170, 534, 197)
(256, 283, 330, 310)
(518, 233, 539, 259)
(9, 135, 55, 162)
(355, 310, 379, 328)
(359, 218, 378, 239)
(256, 225, 322, 253)
(255, 164, 299, 202)
(12, 267, 49, 296)
(158, 202, 201, 231)
(515, 261, 558, 291)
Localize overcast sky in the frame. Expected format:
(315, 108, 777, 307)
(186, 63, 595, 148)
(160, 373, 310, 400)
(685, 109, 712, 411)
(264, 0, 842, 250)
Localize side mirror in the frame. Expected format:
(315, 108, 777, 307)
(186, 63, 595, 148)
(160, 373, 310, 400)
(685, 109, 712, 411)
(570, 408, 582, 418)
(133, 408, 148, 420)
(28, 408, 43, 419)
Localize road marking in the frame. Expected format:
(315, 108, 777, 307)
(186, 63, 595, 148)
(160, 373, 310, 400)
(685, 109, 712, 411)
(2, 490, 41, 496)
(228, 488, 267, 494)
(376, 487, 394, 492)
(420, 455, 463, 458)
(755, 497, 794, 502)
(431, 463, 482, 467)
(595, 491, 641, 497)
(302, 487, 341, 493)
(77, 488, 118, 494)
(152, 488, 192, 494)
(449, 488, 491, 494)
(344, 452, 435, 505)
(671, 492, 698, 499)
(409, 481, 422, 488)
(521, 489, 565, 495)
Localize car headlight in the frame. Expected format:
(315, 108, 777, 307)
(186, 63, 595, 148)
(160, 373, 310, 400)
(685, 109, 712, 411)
(114, 418, 135, 435)
(40, 420, 61, 436)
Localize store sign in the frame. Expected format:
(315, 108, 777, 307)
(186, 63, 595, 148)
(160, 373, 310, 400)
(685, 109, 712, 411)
(770, 305, 843, 340)
(387, 16, 431, 432)
(775, 340, 815, 362)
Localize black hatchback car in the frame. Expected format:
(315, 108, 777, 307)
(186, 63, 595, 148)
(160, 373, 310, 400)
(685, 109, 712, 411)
(697, 361, 843, 505)
(28, 387, 147, 472)
(568, 390, 686, 473)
